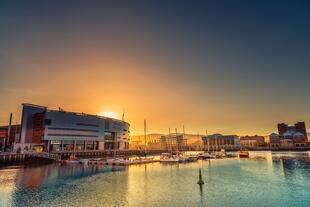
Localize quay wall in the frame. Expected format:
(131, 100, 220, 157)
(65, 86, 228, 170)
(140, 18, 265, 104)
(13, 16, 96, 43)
(0, 153, 55, 167)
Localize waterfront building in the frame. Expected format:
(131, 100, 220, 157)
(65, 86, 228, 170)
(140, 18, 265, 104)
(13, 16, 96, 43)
(147, 139, 162, 150)
(201, 134, 240, 151)
(129, 140, 144, 150)
(269, 133, 280, 148)
(239, 135, 265, 148)
(15, 103, 130, 152)
(160, 134, 187, 151)
(277, 122, 308, 139)
(270, 122, 308, 148)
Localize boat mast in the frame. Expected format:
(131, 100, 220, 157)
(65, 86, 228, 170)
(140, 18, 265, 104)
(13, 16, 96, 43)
(175, 128, 178, 152)
(168, 128, 172, 153)
(206, 130, 209, 152)
(182, 125, 185, 152)
(144, 119, 147, 157)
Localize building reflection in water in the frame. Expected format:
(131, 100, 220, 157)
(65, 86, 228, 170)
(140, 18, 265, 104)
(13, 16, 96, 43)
(280, 153, 310, 182)
(10, 164, 126, 206)
(0, 168, 19, 206)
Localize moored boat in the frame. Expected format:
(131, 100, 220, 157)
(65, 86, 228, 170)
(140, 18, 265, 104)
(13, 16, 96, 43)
(65, 155, 80, 164)
(160, 153, 179, 163)
(239, 150, 249, 158)
(79, 159, 89, 165)
(187, 155, 199, 162)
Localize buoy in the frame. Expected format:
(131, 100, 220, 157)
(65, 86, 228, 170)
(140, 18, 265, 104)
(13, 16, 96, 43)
(197, 168, 204, 185)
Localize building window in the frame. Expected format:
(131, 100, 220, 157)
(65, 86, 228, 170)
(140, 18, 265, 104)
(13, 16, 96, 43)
(86, 141, 94, 150)
(63, 140, 74, 151)
(45, 119, 52, 125)
(76, 140, 85, 151)
(76, 123, 99, 127)
(104, 132, 115, 142)
(94, 141, 99, 150)
(105, 119, 111, 130)
(50, 140, 61, 151)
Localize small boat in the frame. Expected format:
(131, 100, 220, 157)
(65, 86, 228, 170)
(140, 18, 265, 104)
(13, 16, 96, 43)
(131, 157, 153, 164)
(65, 155, 80, 164)
(161, 157, 180, 163)
(89, 159, 105, 165)
(218, 149, 227, 157)
(187, 154, 199, 162)
(198, 152, 216, 159)
(239, 150, 249, 158)
(160, 153, 179, 163)
(79, 159, 89, 165)
(107, 158, 131, 165)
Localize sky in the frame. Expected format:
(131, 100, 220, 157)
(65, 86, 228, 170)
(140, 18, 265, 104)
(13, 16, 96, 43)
(0, 0, 310, 135)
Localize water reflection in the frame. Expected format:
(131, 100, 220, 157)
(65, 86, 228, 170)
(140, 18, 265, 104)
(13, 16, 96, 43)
(0, 151, 309, 207)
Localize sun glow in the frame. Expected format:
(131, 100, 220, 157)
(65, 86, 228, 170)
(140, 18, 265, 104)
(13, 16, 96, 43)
(99, 111, 118, 119)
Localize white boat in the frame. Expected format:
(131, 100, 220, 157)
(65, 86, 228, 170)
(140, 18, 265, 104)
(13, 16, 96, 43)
(160, 153, 180, 163)
(239, 150, 249, 158)
(215, 149, 227, 158)
(187, 154, 199, 162)
(161, 157, 180, 163)
(65, 155, 79, 164)
(107, 158, 131, 165)
(79, 159, 89, 165)
(199, 152, 216, 159)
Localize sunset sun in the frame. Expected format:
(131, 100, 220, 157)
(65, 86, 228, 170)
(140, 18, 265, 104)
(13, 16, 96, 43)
(99, 110, 118, 119)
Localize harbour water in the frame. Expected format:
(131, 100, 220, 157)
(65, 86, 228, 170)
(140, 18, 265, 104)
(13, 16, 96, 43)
(0, 151, 310, 207)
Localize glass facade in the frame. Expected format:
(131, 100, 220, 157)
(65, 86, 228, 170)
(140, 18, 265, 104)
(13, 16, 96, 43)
(76, 140, 84, 151)
(63, 140, 74, 151)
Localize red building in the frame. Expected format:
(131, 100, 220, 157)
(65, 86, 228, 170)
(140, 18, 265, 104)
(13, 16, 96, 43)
(0, 125, 21, 150)
(274, 122, 308, 148)
(277, 122, 307, 139)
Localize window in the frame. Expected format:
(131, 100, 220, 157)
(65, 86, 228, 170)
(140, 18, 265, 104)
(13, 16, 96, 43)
(104, 132, 115, 141)
(45, 119, 52, 125)
(76, 123, 99, 127)
(105, 119, 111, 130)
(86, 141, 94, 150)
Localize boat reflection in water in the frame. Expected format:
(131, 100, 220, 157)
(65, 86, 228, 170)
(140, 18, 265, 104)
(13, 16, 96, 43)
(0, 151, 310, 207)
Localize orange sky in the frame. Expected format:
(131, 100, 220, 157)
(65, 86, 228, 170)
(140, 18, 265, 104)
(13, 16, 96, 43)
(0, 50, 308, 136)
(1, 1, 310, 135)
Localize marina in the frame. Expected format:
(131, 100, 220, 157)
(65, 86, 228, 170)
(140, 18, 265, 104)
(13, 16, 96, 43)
(1, 1, 310, 206)
(0, 151, 309, 207)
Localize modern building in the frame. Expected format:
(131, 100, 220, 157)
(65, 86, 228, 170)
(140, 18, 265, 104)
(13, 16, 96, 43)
(160, 134, 187, 151)
(239, 135, 265, 148)
(15, 103, 130, 152)
(201, 134, 240, 151)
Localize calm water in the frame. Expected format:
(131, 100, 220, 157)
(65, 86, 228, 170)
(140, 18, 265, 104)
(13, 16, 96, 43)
(1, 151, 310, 207)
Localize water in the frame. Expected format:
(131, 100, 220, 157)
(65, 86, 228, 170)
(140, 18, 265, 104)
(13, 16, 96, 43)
(1, 151, 310, 207)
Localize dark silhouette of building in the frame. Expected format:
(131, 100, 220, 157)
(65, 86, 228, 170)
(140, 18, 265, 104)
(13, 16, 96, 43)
(277, 122, 308, 140)
(277, 123, 288, 136)
(0, 125, 21, 150)
(272, 122, 308, 148)
(294, 122, 307, 138)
